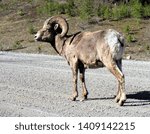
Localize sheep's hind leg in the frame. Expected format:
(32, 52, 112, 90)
(109, 65, 126, 106)
(115, 59, 122, 103)
(118, 75, 126, 106)
(79, 62, 88, 101)
(115, 81, 121, 103)
(104, 59, 126, 106)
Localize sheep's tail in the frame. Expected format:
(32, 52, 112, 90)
(118, 34, 125, 47)
(115, 32, 125, 60)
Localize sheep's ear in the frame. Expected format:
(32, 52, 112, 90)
(54, 24, 59, 31)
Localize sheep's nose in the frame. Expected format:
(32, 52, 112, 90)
(34, 32, 42, 41)
(34, 34, 37, 39)
(34, 33, 40, 41)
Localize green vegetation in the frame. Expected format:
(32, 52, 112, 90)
(36, 1, 68, 15)
(79, 0, 94, 20)
(37, 45, 42, 53)
(126, 34, 136, 43)
(13, 41, 23, 50)
(124, 25, 131, 34)
(143, 5, 150, 17)
(130, 0, 143, 18)
(35, 0, 150, 20)
(123, 25, 136, 43)
(145, 44, 150, 54)
(28, 24, 36, 35)
(66, 0, 77, 17)
(0, 3, 8, 12)
(112, 4, 130, 20)
(17, 9, 26, 16)
(0, 0, 150, 20)
(0, 44, 3, 51)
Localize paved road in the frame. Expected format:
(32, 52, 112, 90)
(0, 52, 150, 117)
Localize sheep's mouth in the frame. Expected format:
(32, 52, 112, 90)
(35, 38, 42, 42)
(34, 35, 42, 42)
(35, 37, 51, 44)
(35, 37, 46, 42)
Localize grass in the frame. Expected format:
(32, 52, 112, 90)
(126, 34, 136, 43)
(145, 44, 150, 53)
(124, 25, 131, 34)
(0, 3, 8, 12)
(37, 45, 42, 53)
(17, 9, 26, 16)
(36, 1, 67, 16)
(0, 44, 3, 51)
(28, 24, 36, 35)
(13, 41, 23, 50)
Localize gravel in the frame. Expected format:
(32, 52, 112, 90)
(0, 52, 150, 117)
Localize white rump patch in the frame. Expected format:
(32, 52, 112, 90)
(105, 29, 119, 48)
(105, 29, 124, 59)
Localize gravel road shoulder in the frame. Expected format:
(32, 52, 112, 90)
(0, 52, 150, 117)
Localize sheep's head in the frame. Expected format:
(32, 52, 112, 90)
(34, 16, 68, 43)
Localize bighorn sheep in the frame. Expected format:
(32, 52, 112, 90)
(34, 16, 126, 106)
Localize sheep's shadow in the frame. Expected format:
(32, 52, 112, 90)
(125, 91, 150, 106)
(87, 91, 150, 106)
(87, 96, 114, 101)
(127, 91, 150, 101)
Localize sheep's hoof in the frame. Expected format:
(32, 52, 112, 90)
(118, 100, 125, 106)
(84, 95, 88, 100)
(115, 97, 120, 103)
(70, 97, 76, 101)
(80, 95, 88, 101)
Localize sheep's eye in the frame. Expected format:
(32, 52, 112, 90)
(48, 28, 53, 32)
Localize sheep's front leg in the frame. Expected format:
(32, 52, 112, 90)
(70, 61, 78, 101)
(79, 63, 88, 101)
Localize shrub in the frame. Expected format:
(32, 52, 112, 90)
(35, 0, 150, 20)
(112, 6, 120, 20)
(123, 25, 137, 43)
(143, 5, 150, 17)
(126, 34, 133, 43)
(130, 0, 143, 18)
(97, 4, 108, 19)
(17, 9, 25, 16)
(13, 41, 23, 50)
(36, 1, 60, 15)
(119, 4, 130, 18)
(28, 24, 36, 35)
(66, 0, 77, 17)
(79, 0, 94, 20)
(0, 3, 8, 12)
(104, 6, 111, 20)
(124, 25, 131, 34)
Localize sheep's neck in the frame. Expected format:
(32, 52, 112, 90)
(51, 35, 65, 56)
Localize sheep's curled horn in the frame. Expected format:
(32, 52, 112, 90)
(46, 16, 69, 37)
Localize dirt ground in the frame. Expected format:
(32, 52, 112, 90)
(0, 1, 150, 60)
